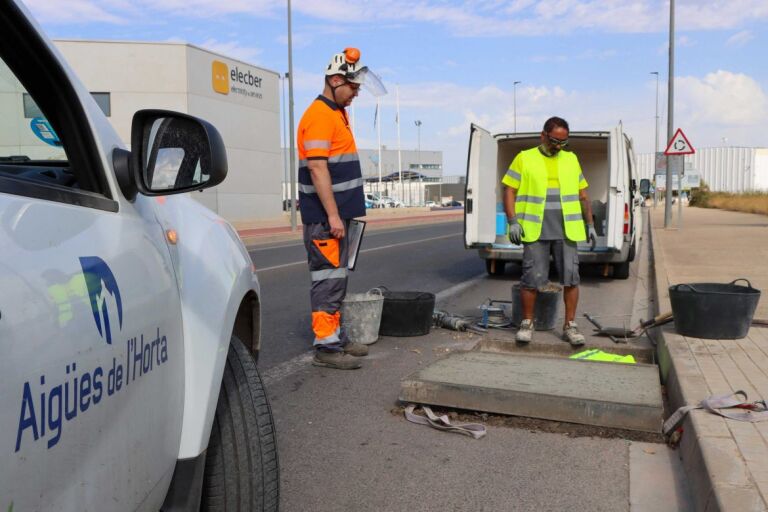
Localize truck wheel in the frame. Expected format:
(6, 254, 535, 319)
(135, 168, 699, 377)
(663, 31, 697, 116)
(613, 260, 630, 280)
(485, 259, 505, 276)
(201, 336, 280, 512)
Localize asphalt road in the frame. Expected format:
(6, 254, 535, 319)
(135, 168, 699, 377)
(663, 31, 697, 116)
(250, 211, 692, 512)
(249, 221, 483, 368)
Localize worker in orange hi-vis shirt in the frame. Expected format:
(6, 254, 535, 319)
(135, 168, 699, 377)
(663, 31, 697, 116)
(297, 48, 387, 370)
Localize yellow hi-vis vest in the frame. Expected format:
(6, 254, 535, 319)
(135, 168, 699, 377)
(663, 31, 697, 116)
(502, 147, 587, 243)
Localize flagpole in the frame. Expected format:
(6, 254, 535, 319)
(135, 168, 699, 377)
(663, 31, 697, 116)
(396, 85, 403, 205)
(376, 97, 382, 196)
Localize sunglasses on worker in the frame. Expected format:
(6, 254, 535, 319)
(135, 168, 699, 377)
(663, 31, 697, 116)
(547, 135, 569, 148)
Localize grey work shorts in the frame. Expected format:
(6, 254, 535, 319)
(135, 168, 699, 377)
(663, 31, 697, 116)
(520, 239, 580, 289)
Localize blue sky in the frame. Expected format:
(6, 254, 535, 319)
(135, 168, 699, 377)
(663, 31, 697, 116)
(25, 0, 768, 176)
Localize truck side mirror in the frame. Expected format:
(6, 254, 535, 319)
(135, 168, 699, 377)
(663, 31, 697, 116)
(130, 109, 227, 196)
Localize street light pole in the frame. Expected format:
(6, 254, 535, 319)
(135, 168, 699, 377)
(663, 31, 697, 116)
(665, 0, 675, 228)
(415, 120, 421, 205)
(513, 81, 521, 134)
(651, 71, 659, 208)
(287, 0, 297, 231)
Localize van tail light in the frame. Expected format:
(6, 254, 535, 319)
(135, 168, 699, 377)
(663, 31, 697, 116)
(623, 203, 630, 234)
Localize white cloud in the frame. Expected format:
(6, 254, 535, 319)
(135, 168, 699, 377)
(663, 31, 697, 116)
(25, 0, 127, 24)
(726, 30, 754, 47)
(677, 70, 767, 126)
(26, 0, 768, 34)
(197, 39, 263, 64)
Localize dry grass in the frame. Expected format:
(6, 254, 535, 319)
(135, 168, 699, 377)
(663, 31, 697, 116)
(692, 191, 768, 216)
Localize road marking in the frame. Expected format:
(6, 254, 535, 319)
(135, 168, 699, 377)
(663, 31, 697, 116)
(249, 222, 461, 253)
(260, 272, 487, 386)
(255, 232, 458, 273)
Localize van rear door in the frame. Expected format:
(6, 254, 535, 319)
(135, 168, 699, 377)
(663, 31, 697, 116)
(464, 124, 497, 248)
(606, 125, 628, 251)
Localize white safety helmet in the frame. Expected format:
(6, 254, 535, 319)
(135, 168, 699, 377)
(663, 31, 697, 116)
(325, 48, 387, 97)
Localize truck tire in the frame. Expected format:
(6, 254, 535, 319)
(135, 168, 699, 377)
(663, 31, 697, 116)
(201, 336, 280, 512)
(613, 260, 630, 280)
(485, 259, 505, 276)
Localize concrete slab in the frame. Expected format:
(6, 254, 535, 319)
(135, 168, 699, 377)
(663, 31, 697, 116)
(400, 351, 663, 433)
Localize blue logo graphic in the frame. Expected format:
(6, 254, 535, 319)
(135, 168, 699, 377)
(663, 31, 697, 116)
(30, 117, 62, 147)
(79, 257, 123, 344)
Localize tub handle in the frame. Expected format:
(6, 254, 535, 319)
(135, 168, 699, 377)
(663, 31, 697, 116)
(730, 278, 754, 289)
(672, 283, 701, 293)
(368, 287, 385, 297)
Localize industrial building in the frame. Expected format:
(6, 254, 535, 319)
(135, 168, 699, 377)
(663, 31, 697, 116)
(45, 40, 282, 221)
(636, 147, 768, 192)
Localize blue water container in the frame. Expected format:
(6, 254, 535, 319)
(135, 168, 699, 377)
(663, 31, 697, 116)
(496, 212, 507, 236)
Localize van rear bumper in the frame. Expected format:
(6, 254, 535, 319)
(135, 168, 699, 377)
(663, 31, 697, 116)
(478, 243, 630, 264)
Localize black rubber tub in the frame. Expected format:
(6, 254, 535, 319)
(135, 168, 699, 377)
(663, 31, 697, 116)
(669, 279, 761, 340)
(378, 289, 435, 337)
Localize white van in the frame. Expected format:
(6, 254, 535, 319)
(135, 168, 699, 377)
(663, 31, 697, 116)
(0, 1, 277, 510)
(464, 124, 643, 279)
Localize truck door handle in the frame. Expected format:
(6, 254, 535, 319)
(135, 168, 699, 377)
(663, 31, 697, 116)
(466, 199, 473, 213)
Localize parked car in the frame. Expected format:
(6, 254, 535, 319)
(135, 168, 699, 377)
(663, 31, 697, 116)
(425, 200, 439, 207)
(381, 196, 403, 208)
(465, 123, 642, 279)
(443, 200, 463, 207)
(0, 1, 279, 510)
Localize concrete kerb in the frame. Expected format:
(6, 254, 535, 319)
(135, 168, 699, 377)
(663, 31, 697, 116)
(649, 211, 767, 512)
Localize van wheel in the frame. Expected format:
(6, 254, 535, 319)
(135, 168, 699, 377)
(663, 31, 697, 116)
(613, 260, 630, 280)
(485, 259, 505, 276)
(628, 240, 637, 262)
(201, 336, 280, 512)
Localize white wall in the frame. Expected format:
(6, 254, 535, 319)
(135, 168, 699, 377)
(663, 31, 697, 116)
(54, 40, 282, 221)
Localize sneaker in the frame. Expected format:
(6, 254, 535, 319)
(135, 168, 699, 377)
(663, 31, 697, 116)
(562, 321, 586, 346)
(343, 341, 369, 357)
(516, 319, 534, 344)
(312, 350, 362, 370)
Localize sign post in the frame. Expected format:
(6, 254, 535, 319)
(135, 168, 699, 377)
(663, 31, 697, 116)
(663, 128, 695, 228)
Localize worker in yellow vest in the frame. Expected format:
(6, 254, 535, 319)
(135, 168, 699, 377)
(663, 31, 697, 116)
(502, 116, 597, 346)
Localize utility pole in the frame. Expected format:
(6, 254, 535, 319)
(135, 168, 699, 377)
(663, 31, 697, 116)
(415, 120, 422, 205)
(281, 73, 289, 207)
(287, 0, 297, 230)
(651, 71, 659, 208)
(664, 0, 675, 229)
(396, 85, 403, 205)
(513, 81, 521, 134)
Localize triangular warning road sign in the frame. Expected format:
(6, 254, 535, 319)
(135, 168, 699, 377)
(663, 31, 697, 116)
(664, 128, 695, 155)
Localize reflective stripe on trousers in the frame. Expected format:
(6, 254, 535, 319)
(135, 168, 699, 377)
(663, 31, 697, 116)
(304, 221, 351, 348)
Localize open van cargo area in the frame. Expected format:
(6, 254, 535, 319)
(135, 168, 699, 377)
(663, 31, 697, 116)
(464, 125, 642, 279)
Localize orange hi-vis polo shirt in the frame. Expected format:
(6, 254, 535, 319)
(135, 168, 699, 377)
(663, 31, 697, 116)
(297, 95, 366, 224)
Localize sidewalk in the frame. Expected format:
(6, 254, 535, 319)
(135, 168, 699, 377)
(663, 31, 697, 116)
(233, 207, 463, 245)
(650, 205, 768, 511)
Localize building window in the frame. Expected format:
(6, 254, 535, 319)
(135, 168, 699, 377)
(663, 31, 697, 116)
(23, 92, 111, 118)
(91, 92, 111, 117)
(22, 93, 43, 118)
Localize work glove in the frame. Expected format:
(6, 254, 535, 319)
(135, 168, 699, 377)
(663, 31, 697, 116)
(508, 219, 524, 245)
(587, 224, 598, 251)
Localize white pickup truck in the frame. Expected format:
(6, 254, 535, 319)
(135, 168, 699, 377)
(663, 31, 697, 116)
(0, 1, 278, 510)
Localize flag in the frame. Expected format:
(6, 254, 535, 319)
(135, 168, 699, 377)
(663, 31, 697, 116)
(373, 103, 378, 129)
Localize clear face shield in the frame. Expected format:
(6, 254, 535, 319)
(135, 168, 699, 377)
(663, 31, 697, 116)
(348, 67, 387, 97)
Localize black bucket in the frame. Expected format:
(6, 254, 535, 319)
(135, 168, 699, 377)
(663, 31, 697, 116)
(669, 279, 761, 340)
(511, 283, 562, 331)
(378, 290, 435, 337)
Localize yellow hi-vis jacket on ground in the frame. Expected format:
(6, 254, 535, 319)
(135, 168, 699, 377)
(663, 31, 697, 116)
(502, 147, 588, 243)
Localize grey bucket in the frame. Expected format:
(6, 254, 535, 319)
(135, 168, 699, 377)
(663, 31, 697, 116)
(341, 288, 385, 345)
(511, 283, 562, 330)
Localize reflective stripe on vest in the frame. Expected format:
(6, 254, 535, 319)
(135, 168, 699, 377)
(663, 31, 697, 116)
(299, 177, 364, 194)
(514, 147, 586, 243)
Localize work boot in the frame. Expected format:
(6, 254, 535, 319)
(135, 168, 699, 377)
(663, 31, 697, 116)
(562, 321, 586, 346)
(343, 341, 369, 357)
(516, 319, 534, 344)
(312, 350, 362, 370)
